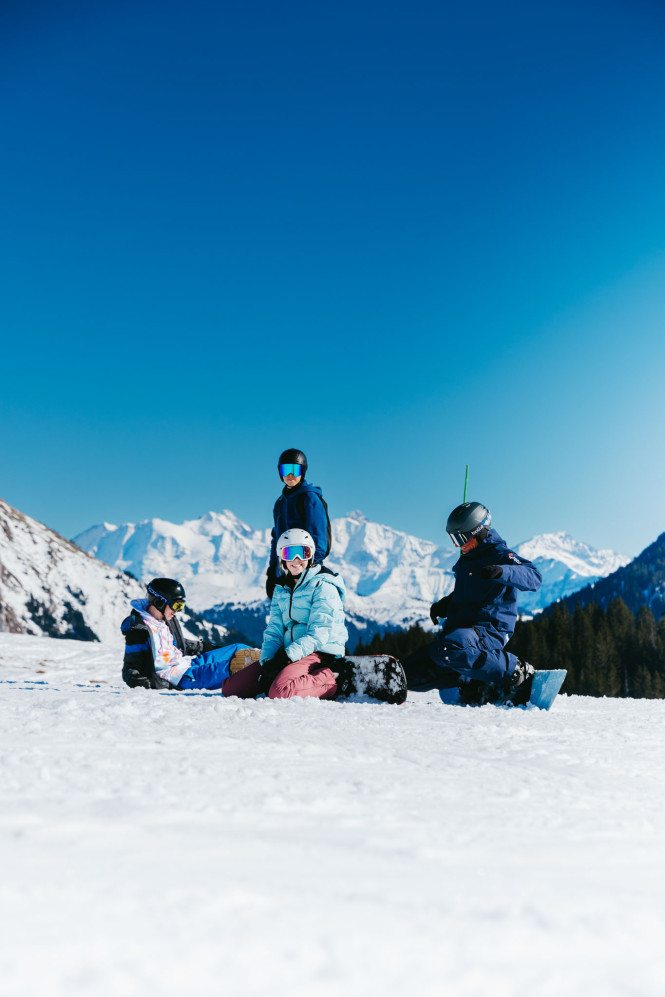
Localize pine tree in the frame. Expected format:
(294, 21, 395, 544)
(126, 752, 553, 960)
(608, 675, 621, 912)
(633, 606, 659, 698)
(653, 618, 665, 697)
(355, 623, 432, 660)
(606, 598, 635, 697)
(571, 604, 595, 695)
(590, 616, 622, 697)
(548, 604, 574, 675)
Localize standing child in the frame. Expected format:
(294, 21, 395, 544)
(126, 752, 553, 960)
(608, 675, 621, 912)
(403, 502, 542, 705)
(266, 448, 331, 599)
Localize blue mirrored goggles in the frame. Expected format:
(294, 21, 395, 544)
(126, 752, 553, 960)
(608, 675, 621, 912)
(280, 544, 313, 562)
(280, 463, 303, 478)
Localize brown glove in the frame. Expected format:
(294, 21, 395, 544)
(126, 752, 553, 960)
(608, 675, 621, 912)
(229, 647, 262, 674)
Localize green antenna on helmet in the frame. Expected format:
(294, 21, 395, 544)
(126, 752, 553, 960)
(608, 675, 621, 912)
(463, 464, 469, 502)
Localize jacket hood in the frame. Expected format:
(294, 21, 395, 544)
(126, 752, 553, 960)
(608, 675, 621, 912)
(281, 479, 323, 499)
(484, 528, 507, 549)
(463, 528, 507, 557)
(130, 598, 152, 618)
(281, 563, 345, 601)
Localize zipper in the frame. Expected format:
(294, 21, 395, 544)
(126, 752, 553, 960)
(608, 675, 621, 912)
(287, 569, 309, 643)
(288, 585, 296, 643)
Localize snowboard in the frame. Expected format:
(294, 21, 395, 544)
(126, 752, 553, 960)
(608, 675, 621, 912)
(439, 669, 567, 711)
(337, 655, 408, 705)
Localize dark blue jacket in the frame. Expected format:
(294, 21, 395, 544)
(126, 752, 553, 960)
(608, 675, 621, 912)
(444, 529, 542, 638)
(269, 479, 329, 572)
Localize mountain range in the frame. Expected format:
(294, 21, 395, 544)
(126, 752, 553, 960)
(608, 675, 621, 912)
(73, 509, 630, 647)
(0, 495, 638, 649)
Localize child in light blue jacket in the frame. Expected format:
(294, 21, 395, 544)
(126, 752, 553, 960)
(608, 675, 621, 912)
(227, 528, 347, 700)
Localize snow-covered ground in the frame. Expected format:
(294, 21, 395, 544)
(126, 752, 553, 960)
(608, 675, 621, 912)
(1, 633, 664, 996)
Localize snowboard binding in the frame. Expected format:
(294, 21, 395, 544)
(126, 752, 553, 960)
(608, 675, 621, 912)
(336, 655, 408, 705)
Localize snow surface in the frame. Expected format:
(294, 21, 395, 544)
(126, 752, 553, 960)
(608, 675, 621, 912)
(2, 632, 664, 996)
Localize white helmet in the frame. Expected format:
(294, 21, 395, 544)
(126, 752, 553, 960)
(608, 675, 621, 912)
(277, 529, 316, 567)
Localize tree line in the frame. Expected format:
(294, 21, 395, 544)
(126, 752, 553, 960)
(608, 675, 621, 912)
(355, 597, 665, 699)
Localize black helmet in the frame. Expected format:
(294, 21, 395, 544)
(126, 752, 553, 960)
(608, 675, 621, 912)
(277, 448, 307, 479)
(446, 502, 492, 547)
(146, 578, 186, 612)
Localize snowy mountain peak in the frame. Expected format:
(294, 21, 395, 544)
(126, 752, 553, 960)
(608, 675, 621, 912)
(516, 532, 629, 577)
(345, 510, 368, 523)
(188, 510, 254, 536)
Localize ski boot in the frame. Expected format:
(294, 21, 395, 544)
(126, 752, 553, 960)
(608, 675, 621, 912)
(507, 659, 535, 706)
(457, 676, 503, 706)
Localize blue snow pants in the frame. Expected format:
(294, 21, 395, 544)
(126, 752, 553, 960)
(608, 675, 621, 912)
(403, 625, 519, 692)
(177, 643, 250, 691)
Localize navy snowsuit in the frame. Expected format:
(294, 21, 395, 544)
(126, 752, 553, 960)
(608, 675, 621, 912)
(404, 529, 542, 691)
(268, 479, 329, 573)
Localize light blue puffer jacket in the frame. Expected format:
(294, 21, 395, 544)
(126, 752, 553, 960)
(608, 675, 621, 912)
(261, 564, 348, 663)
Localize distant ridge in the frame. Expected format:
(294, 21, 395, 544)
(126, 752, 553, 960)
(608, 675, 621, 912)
(554, 531, 665, 619)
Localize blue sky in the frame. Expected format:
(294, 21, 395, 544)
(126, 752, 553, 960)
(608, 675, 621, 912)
(2, 0, 665, 557)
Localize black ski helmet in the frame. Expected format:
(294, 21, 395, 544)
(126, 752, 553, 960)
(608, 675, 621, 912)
(277, 448, 307, 480)
(446, 502, 492, 547)
(146, 578, 186, 612)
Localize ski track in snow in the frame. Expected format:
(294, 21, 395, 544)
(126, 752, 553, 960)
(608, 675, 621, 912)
(1, 633, 664, 996)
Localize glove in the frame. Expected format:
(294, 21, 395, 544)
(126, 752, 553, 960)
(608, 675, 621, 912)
(185, 638, 220, 657)
(266, 566, 277, 600)
(257, 647, 291, 693)
(184, 638, 205, 656)
(429, 594, 452, 624)
(481, 565, 503, 580)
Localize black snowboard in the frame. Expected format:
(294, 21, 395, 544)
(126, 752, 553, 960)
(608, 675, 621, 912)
(337, 655, 407, 705)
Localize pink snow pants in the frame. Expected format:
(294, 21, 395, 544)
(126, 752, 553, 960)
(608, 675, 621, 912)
(221, 653, 338, 700)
